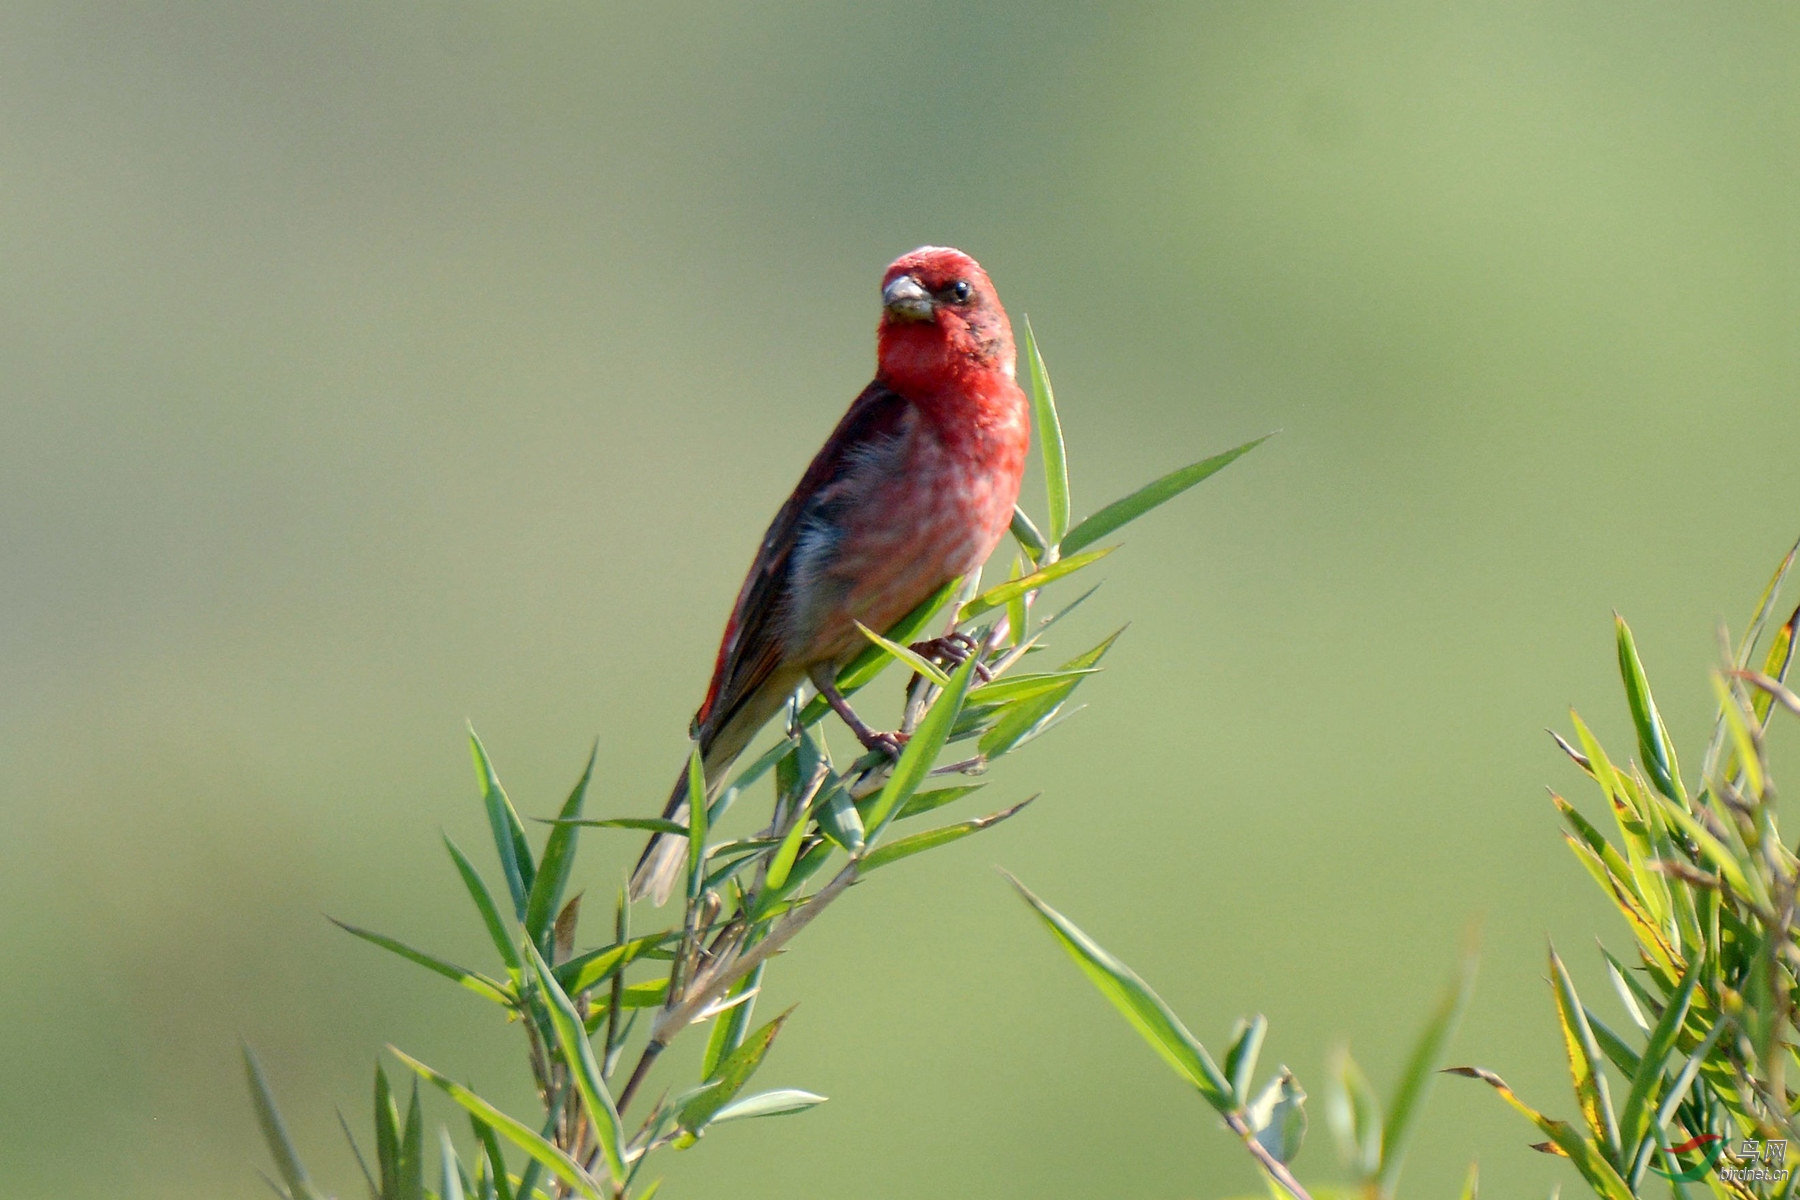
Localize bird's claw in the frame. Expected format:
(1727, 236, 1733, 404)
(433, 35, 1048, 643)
(909, 632, 992, 683)
(862, 730, 909, 759)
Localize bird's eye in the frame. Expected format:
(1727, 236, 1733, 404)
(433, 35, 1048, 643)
(947, 280, 972, 304)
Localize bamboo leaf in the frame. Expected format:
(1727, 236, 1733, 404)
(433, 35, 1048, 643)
(445, 836, 523, 977)
(981, 629, 1121, 759)
(1022, 317, 1070, 545)
(1006, 873, 1233, 1111)
(398, 1081, 424, 1200)
(1224, 1016, 1268, 1108)
(243, 1045, 327, 1200)
(389, 1047, 605, 1200)
(469, 1115, 515, 1200)
(680, 1008, 795, 1133)
(470, 730, 535, 921)
(685, 746, 708, 903)
(960, 547, 1114, 621)
(1060, 434, 1272, 555)
(709, 1088, 828, 1123)
(1615, 615, 1683, 801)
(1548, 946, 1619, 1160)
(702, 956, 766, 1080)
(1009, 506, 1047, 563)
(860, 654, 981, 843)
(854, 621, 951, 686)
(1325, 1046, 1382, 1179)
(1444, 1067, 1634, 1200)
(969, 669, 1103, 707)
(1377, 947, 1475, 1195)
(525, 744, 595, 947)
(553, 932, 677, 997)
(860, 798, 1034, 871)
(1618, 956, 1701, 1179)
(551, 817, 687, 835)
(896, 784, 986, 821)
(439, 1129, 465, 1200)
(375, 1065, 401, 1200)
(331, 919, 512, 1005)
(525, 941, 626, 1184)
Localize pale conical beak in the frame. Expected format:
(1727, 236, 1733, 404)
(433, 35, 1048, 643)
(881, 275, 935, 322)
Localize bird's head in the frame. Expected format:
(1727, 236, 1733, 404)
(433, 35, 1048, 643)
(875, 246, 1016, 395)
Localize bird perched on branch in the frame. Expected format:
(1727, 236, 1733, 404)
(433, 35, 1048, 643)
(630, 246, 1031, 903)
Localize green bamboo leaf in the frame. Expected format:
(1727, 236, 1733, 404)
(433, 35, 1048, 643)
(1005, 555, 1029, 647)
(470, 729, 535, 921)
(583, 980, 672, 1032)
(1548, 946, 1619, 1159)
(375, 1065, 401, 1200)
(398, 1080, 425, 1200)
(1377, 947, 1475, 1196)
(551, 817, 687, 835)
(680, 1007, 795, 1133)
(896, 784, 986, 821)
(814, 779, 865, 854)
(762, 806, 811, 893)
(1444, 1067, 1634, 1200)
(1710, 672, 1765, 800)
(702, 957, 767, 1081)
(1247, 1068, 1307, 1166)
(469, 1115, 515, 1200)
(980, 629, 1121, 759)
(334, 1107, 378, 1200)
(1009, 506, 1047, 563)
(860, 654, 981, 843)
(1006, 873, 1234, 1111)
(439, 1129, 465, 1200)
(1060, 434, 1272, 555)
(1325, 1046, 1381, 1179)
(331, 919, 512, 1006)
(1582, 1007, 1642, 1079)
(1615, 615, 1683, 801)
(444, 836, 523, 977)
(523, 941, 626, 1184)
(685, 746, 708, 903)
(853, 621, 951, 686)
(1224, 1016, 1267, 1108)
(709, 1088, 828, 1123)
(1618, 956, 1701, 1172)
(1022, 317, 1070, 545)
(242, 1045, 327, 1200)
(554, 932, 677, 997)
(525, 745, 595, 947)
(960, 547, 1114, 621)
(860, 798, 1034, 871)
(389, 1047, 606, 1200)
(1458, 1162, 1479, 1200)
(969, 669, 1102, 706)
(797, 581, 960, 725)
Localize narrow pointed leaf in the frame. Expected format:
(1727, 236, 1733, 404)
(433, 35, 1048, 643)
(553, 932, 677, 997)
(763, 806, 811, 893)
(1224, 1016, 1267, 1107)
(896, 784, 986, 821)
(981, 629, 1121, 759)
(331, 919, 512, 1005)
(854, 621, 951, 687)
(243, 1046, 327, 1200)
(335, 1107, 379, 1200)
(389, 1047, 606, 1200)
(710, 1088, 828, 1123)
(439, 1129, 465, 1200)
(969, 669, 1103, 706)
(1548, 947, 1619, 1158)
(1009, 506, 1046, 563)
(960, 547, 1114, 621)
(470, 730, 535, 920)
(1615, 616, 1682, 800)
(1006, 874, 1233, 1110)
(552, 817, 687, 834)
(1377, 947, 1476, 1196)
(399, 1081, 425, 1200)
(1444, 1068, 1634, 1200)
(1325, 1047, 1382, 1179)
(375, 1065, 401, 1200)
(445, 836, 523, 976)
(702, 958, 767, 1080)
(861, 653, 981, 842)
(686, 746, 708, 902)
(1022, 317, 1070, 544)
(860, 798, 1034, 871)
(1060, 434, 1272, 555)
(525, 745, 595, 946)
(680, 1008, 795, 1132)
(1618, 956, 1701, 1169)
(469, 1115, 515, 1200)
(525, 940, 626, 1184)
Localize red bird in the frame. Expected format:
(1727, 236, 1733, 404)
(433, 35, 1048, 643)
(631, 246, 1031, 902)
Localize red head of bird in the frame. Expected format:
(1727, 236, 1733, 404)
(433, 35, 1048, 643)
(875, 246, 1017, 404)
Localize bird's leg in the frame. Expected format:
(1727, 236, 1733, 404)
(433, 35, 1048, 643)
(908, 631, 993, 682)
(809, 667, 906, 758)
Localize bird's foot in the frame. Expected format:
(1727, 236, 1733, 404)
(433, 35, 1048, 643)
(909, 632, 993, 683)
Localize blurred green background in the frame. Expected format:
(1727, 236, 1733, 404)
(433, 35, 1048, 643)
(3, 4, 1798, 1197)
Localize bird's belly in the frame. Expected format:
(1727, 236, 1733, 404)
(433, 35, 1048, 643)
(793, 447, 1019, 667)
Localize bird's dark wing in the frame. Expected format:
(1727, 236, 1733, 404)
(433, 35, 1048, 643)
(691, 380, 913, 747)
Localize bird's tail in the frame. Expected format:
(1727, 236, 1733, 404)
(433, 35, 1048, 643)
(629, 697, 777, 905)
